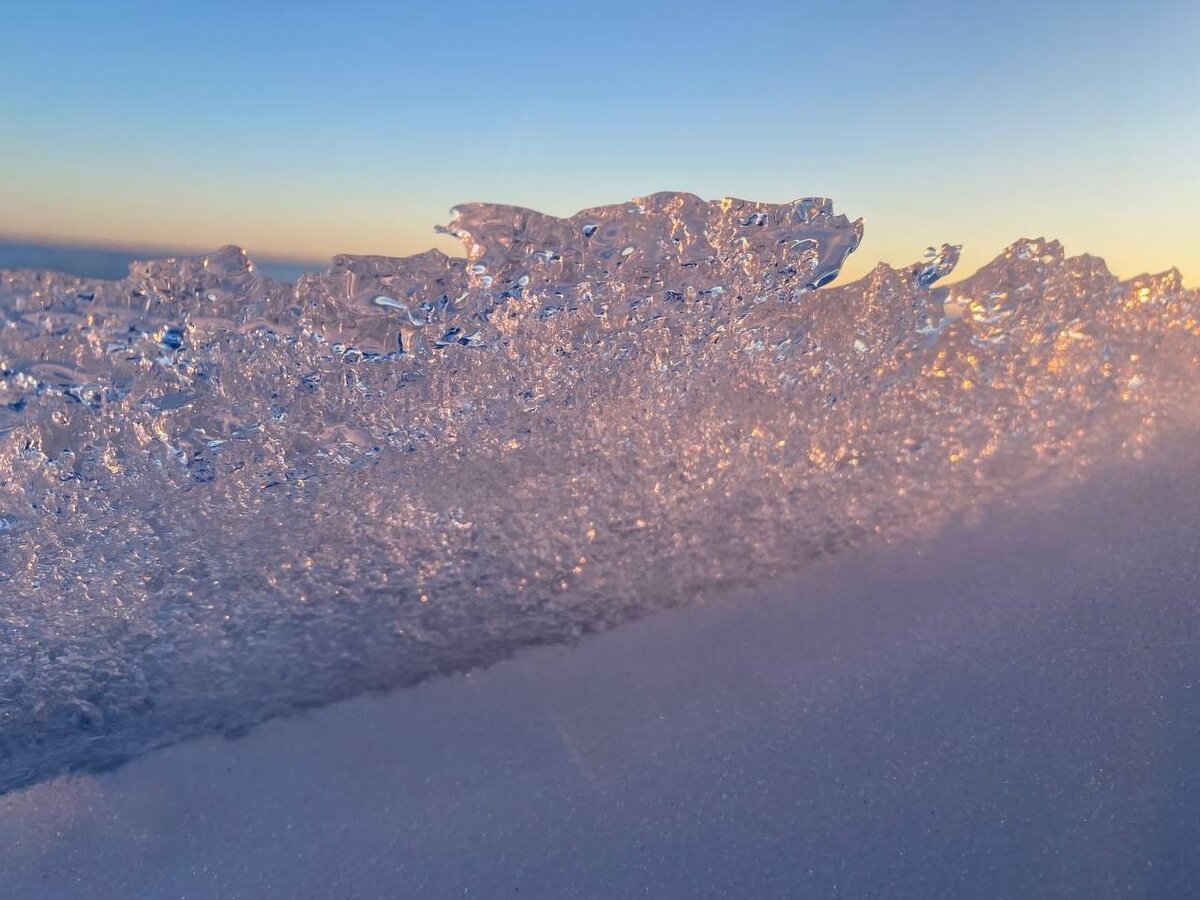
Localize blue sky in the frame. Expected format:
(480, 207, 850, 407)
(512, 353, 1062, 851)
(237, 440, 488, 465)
(2, 0, 1197, 280)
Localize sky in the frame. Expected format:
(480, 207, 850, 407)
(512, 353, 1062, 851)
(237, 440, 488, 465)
(1, 0, 1197, 282)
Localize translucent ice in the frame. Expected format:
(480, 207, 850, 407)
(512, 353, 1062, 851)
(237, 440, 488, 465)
(0, 192, 1196, 793)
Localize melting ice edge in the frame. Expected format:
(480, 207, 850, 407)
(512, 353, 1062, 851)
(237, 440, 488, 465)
(0, 192, 1196, 793)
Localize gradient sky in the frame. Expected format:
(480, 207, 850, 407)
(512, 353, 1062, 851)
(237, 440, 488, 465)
(2, 0, 1197, 282)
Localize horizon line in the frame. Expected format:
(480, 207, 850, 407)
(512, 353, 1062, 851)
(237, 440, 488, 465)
(0, 230, 1188, 289)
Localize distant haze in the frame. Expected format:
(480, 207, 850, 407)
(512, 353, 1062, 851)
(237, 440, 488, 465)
(0, 238, 322, 283)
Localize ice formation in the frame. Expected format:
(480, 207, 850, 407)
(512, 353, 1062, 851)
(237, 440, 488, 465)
(0, 192, 1195, 793)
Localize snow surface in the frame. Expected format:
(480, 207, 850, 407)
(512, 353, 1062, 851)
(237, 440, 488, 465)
(2, 432, 1198, 898)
